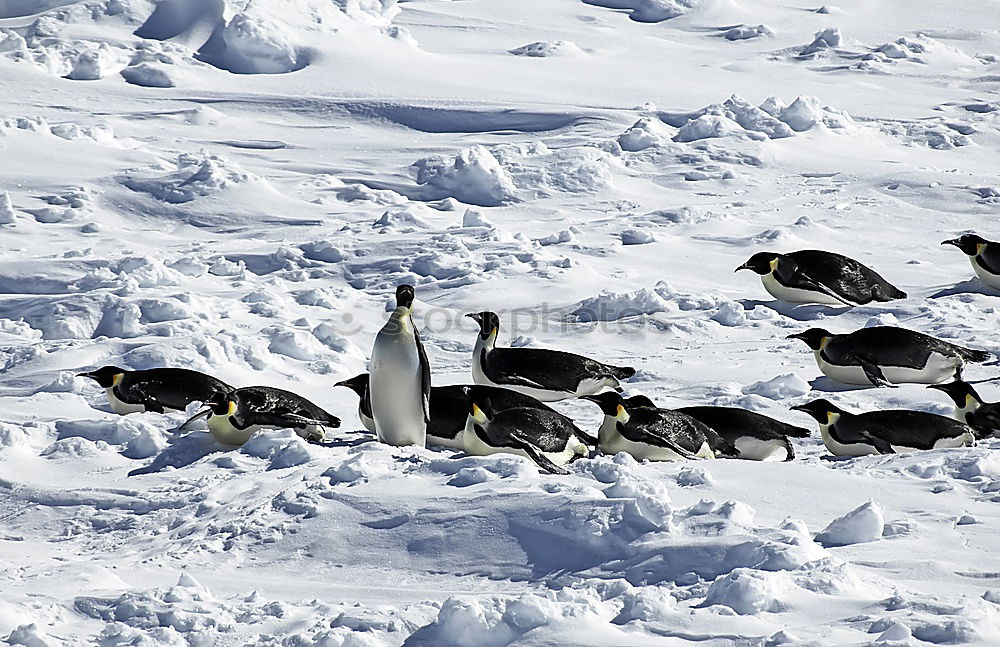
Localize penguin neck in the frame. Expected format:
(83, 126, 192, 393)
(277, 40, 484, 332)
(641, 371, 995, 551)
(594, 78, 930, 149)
(958, 394, 981, 420)
(474, 329, 497, 354)
(597, 414, 618, 446)
(389, 306, 414, 336)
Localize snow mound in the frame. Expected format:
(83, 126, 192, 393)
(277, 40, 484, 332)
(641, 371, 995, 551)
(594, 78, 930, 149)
(799, 27, 842, 57)
(723, 24, 775, 41)
(413, 145, 517, 207)
(0, 191, 17, 224)
(583, 0, 701, 23)
(53, 415, 170, 460)
(121, 152, 260, 203)
(571, 288, 671, 321)
(493, 143, 616, 196)
(120, 62, 175, 88)
(621, 228, 655, 245)
(742, 373, 811, 399)
(509, 40, 583, 57)
(201, 12, 308, 75)
(618, 117, 674, 151)
(815, 501, 885, 547)
(701, 568, 792, 614)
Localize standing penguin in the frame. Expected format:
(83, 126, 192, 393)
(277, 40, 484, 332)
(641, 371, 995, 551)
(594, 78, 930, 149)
(790, 399, 975, 456)
(928, 380, 1000, 438)
(582, 392, 737, 461)
(202, 387, 340, 445)
(736, 250, 906, 306)
(467, 311, 635, 402)
(787, 327, 990, 387)
(942, 234, 1000, 289)
(369, 285, 431, 447)
(77, 366, 232, 415)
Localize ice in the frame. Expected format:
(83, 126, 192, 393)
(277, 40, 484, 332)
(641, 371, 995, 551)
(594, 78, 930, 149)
(815, 501, 885, 547)
(509, 40, 583, 57)
(413, 145, 517, 206)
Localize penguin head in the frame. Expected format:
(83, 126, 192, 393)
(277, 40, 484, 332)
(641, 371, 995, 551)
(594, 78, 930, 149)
(790, 399, 845, 424)
(205, 391, 238, 417)
(582, 391, 626, 417)
(942, 234, 987, 256)
(77, 365, 126, 388)
(466, 311, 499, 340)
(736, 252, 779, 275)
(623, 394, 657, 409)
(335, 373, 370, 397)
(396, 284, 416, 310)
(786, 328, 832, 351)
(928, 380, 982, 408)
(468, 394, 495, 424)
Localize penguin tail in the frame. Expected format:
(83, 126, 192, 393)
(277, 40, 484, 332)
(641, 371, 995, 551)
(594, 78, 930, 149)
(782, 425, 813, 439)
(890, 287, 907, 300)
(576, 429, 599, 447)
(610, 365, 636, 381)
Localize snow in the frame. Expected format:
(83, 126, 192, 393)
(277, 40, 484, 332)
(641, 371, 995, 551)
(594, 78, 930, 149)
(3, 0, 1000, 643)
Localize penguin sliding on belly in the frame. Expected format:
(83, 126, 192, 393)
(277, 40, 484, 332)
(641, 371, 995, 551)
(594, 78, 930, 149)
(676, 406, 811, 461)
(583, 392, 737, 461)
(336, 374, 579, 449)
(736, 250, 906, 306)
(942, 234, 1000, 290)
(369, 285, 431, 447)
(790, 399, 976, 457)
(77, 366, 232, 415)
(465, 395, 592, 475)
(201, 387, 340, 445)
(467, 311, 635, 402)
(928, 380, 1000, 439)
(787, 327, 991, 387)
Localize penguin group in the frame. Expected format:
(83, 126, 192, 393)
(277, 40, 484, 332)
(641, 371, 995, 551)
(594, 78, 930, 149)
(76, 232, 998, 474)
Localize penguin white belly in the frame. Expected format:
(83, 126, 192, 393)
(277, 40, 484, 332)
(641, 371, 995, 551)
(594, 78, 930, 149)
(370, 329, 426, 447)
(933, 431, 975, 449)
(601, 427, 690, 461)
(734, 436, 789, 461)
(208, 415, 263, 445)
(971, 258, 1000, 290)
(106, 388, 146, 415)
(427, 430, 466, 450)
(358, 406, 376, 433)
(761, 273, 844, 306)
(816, 351, 959, 385)
(819, 424, 880, 457)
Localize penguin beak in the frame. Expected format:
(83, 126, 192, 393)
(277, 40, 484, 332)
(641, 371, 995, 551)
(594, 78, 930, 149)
(941, 239, 960, 247)
(789, 403, 807, 412)
(735, 263, 750, 273)
(785, 332, 805, 341)
(76, 371, 94, 379)
(465, 313, 481, 323)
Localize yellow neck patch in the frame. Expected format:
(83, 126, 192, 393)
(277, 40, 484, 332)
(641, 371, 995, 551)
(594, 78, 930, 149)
(769, 258, 779, 272)
(977, 243, 986, 256)
(112, 373, 125, 387)
(227, 400, 237, 416)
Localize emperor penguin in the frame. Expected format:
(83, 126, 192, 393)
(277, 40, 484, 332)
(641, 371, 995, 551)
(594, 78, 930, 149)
(928, 380, 1000, 438)
(625, 395, 808, 461)
(202, 386, 340, 445)
(787, 326, 990, 387)
(582, 392, 738, 461)
(369, 284, 431, 447)
(942, 234, 1000, 290)
(467, 311, 635, 402)
(736, 250, 906, 306)
(77, 366, 232, 415)
(335, 373, 376, 434)
(465, 394, 592, 474)
(790, 399, 975, 456)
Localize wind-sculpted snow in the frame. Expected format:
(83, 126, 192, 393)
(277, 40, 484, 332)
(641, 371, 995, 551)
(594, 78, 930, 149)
(3, 0, 1000, 643)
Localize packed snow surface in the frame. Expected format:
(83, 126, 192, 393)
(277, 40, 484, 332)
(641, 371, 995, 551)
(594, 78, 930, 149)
(2, 0, 1000, 644)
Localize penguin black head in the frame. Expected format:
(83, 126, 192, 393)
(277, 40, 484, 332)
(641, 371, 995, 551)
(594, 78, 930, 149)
(786, 328, 833, 350)
(623, 394, 657, 409)
(582, 391, 625, 416)
(789, 399, 845, 423)
(736, 252, 780, 275)
(205, 391, 237, 416)
(396, 284, 415, 309)
(942, 234, 988, 256)
(77, 365, 126, 388)
(465, 311, 500, 340)
(335, 373, 369, 397)
(928, 380, 982, 407)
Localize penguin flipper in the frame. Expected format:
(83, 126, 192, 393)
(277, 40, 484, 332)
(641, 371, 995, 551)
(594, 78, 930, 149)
(415, 325, 431, 424)
(859, 431, 895, 454)
(178, 408, 211, 431)
(847, 354, 897, 388)
(508, 432, 570, 475)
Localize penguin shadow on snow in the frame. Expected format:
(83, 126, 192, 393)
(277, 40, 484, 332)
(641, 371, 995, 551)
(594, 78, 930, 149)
(928, 278, 1000, 299)
(738, 299, 851, 321)
(128, 429, 373, 476)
